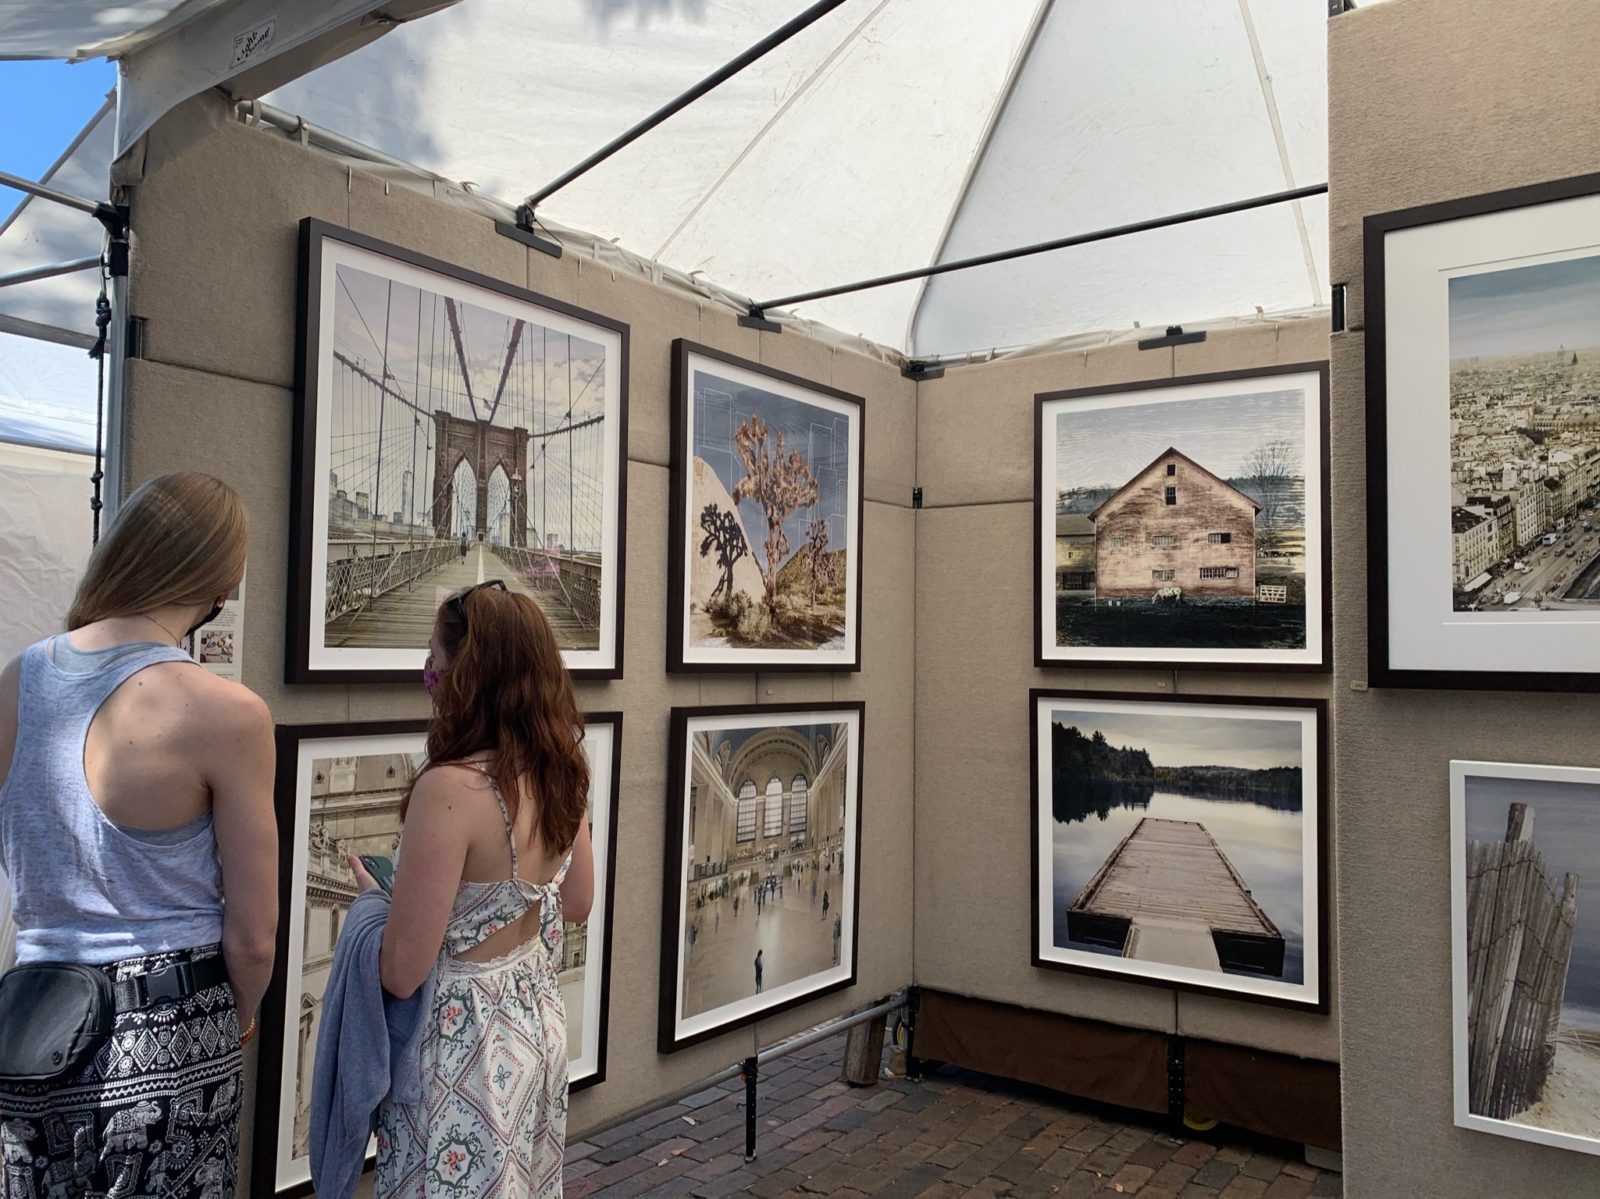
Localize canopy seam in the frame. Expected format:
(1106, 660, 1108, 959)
(903, 0, 1056, 357)
(1237, 0, 1322, 306)
(651, 0, 894, 265)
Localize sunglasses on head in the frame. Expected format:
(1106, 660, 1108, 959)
(448, 579, 507, 625)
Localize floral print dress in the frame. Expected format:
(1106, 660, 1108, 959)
(374, 781, 573, 1199)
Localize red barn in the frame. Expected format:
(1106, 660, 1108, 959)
(1089, 448, 1258, 599)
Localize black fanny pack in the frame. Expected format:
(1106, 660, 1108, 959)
(0, 963, 113, 1083)
(0, 955, 229, 1084)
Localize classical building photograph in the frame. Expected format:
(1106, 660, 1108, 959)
(293, 226, 626, 681)
(264, 718, 619, 1193)
(663, 706, 862, 1050)
(1037, 368, 1326, 668)
(1447, 252, 1600, 612)
(290, 747, 416, 1163)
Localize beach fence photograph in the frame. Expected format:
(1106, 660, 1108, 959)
(1032, 692, 1324, 1008)
(1453, 762, 1600, 1155)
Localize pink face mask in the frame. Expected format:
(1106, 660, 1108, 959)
(423, 660, 442, 696)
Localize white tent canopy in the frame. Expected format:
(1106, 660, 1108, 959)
(0, 0, 1329, 360)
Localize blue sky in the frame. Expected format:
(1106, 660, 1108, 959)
(1056, 388, 1306, 491)
(1049, 708, 1303, 771)
(693, 370, 852, 572)
(0, 59, 115, 222)
(1449, 253, 1600, 361)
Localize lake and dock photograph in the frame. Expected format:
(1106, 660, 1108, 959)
(1033, 693, 1323, 1008)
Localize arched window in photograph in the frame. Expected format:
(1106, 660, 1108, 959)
(329, 756, 357, 792)
(790, 774, 809, 835)
(763, 777, 784, 838)
(736, 779, 758, 843)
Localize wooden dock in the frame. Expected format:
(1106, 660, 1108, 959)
(1068, 817, 1285, 976)
(326, 545, 596, 649)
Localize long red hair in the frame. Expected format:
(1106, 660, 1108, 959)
(404, 586, 589, 857)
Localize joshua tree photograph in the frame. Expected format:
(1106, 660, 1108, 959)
(670, 341, 863, 671)
(1036, 366, 1327, 670)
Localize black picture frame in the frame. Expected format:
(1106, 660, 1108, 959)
(1034, 363, 1332, 673)
(667, 339, 866, 673)
(1364, 172, 1600, 691)
(1029, 689, 1330, 1014)
(254, 713, 624, 1199)
(287, 218, 630, 685)
(659, 701, 866, 1053)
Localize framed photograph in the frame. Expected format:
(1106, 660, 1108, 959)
(1035, 364, 1329, 671)
(1451, 761, 1600, 1156)
(254, 714, 623, 1197)
(1366, 172, 1600, 690)
(1030, 690, 1327, 1011)
(667, 341, 864, 672)
(659, 702, 864, 1052)
(288, 219, 629, 684)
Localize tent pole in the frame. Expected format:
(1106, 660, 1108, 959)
(0, 256, 101, 290)
(516, 0, 849, 221)
(0, 168, 116, 223)
(743, 182, 1330, 324)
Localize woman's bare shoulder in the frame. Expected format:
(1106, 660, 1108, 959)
(154, 664, 270, 735)
(411, 760, 494, 802)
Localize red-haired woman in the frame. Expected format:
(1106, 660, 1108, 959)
(352, 581, 594, 1199)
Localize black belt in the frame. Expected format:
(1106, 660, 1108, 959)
(111, 956, 230, 1012)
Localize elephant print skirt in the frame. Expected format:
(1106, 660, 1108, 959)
(0, 945, 242, 1199)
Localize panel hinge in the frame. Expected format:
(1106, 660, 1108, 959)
(125, 316, 147, 360)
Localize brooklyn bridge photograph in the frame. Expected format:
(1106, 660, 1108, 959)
(291, 223, 627, 681)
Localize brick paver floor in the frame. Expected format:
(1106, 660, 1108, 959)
(563, 1039, 1341, 1198)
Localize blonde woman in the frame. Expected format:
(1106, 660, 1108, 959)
(0, 472, 276, 1199)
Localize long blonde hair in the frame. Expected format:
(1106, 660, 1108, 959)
(68, 472, 248, 630)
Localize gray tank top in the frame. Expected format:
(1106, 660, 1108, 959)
(0, 636, 225, 965)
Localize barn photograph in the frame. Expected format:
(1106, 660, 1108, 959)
(1037, 366, 1327, 669)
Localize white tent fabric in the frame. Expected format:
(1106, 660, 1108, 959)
(0, 439, 97, 969)
(913, 0, 1328, 354)
(0, 0, 1331, 360)
(0, 2, 198, 60)
(0, 333, 101, 451)
(0, 441, 95, 657)
(0, 0, 454, 147)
